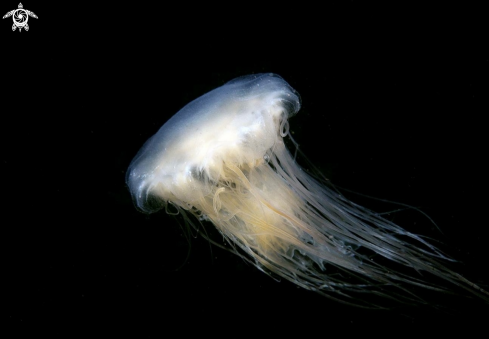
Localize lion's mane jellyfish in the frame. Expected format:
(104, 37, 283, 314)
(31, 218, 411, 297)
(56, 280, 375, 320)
(126, 73, 488, 308)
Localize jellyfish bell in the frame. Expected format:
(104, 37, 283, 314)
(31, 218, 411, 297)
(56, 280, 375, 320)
(127, 73, 300, 214)
(127, 73, 488, 308)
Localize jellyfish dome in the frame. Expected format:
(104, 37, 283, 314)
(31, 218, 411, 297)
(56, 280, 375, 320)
(127, 73, 488, 307)
(127, 73, 300, 213)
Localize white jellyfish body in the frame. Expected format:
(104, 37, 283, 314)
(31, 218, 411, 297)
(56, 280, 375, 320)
(127, 73, 488, 307)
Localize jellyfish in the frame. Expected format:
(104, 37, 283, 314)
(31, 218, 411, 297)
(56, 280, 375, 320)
(126, 73, 488, 308)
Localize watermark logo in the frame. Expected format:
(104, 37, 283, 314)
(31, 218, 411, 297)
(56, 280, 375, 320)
(3, 3, 37, 32)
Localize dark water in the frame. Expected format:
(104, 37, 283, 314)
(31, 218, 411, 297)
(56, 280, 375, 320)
(3, 2, 487, 336)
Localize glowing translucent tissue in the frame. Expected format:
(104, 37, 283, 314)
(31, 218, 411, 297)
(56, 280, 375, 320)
(127, 73, 488, 307)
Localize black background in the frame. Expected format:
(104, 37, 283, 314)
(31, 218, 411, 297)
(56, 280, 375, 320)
(2, 2, 488, 336)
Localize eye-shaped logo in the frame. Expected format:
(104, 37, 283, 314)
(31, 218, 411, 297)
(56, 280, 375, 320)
(3, 3, 38, 32)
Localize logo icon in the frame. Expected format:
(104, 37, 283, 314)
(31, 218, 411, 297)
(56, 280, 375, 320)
(3, 3, 37, 32)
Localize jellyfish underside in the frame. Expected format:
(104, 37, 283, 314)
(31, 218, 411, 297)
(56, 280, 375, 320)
(126, 73, 488, 308)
